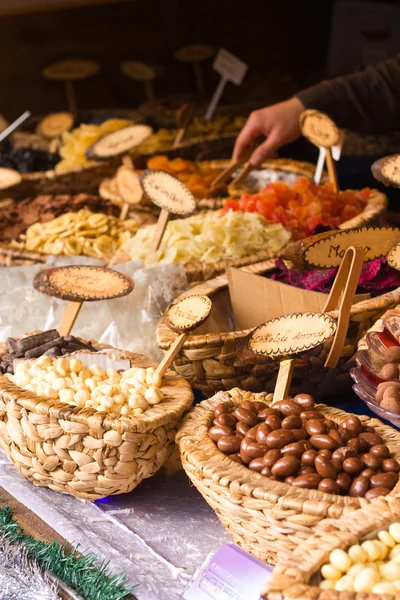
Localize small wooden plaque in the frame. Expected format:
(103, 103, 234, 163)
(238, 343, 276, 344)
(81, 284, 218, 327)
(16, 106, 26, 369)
(300, 109, 340, 148)
(37, 112, 74, 138)
(387, 243, 400, 270)
(166, 295, 212, 333)
(116, 167, 143, 205)
(42, 59, 100, 81)
(33, 266, 134, 302)
(120, 61, 156, 81)
(87, 124, 153, 160)
(140, 169, 197, 216)
(297, 226, 400, 269)
(248, 312, 337, 359)
(372, 154, 400, 189)
(174, 44, 214, 62)
(0, 168, 22, 190)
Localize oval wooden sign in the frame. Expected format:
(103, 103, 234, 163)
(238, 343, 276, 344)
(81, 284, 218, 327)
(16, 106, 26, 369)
(33, 266, 134, 302)
(42, 59, 100, 81)
(174, 44, 214, 62)
(166, 295, 212, 333)
(248, 312, 337, 359)
(37, 112, 74, 138)
(116, 167, 143, 205)
(296, 226, 400, 269)
(300, 109, 340, 148)
(0, 167, 22, 190)
(387, 243, 400, 271)
(372, 154, 400, 189)
(120, 61, 156, 81)
(140, 169, 197, 216)
(87, 124, 153, 160)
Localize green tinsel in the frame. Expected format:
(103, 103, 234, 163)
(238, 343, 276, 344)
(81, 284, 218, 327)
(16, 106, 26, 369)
(0, 504, 135, 600)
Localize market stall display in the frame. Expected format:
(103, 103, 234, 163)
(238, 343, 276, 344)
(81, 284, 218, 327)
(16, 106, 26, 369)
(263, 497, 400, 599)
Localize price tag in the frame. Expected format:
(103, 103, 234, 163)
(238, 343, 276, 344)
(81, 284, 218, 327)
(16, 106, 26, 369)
(300, 110, 340, 148)
(87, 124, 153, 160)
(37, 112, 74, 138)
(156, 295, 212, 378)
(174, 44, 214, 63)
(205, 48, 248, 121)
(0, 167, 22, 190)
(284, 226, 400, 270)
(248, 312, 337, 359)
(372, 154, 400, 189)
(42, 59, 100, 81)
(140, 169, 197, 216)
(34, 266, 134, 336)
(120, 61, 156, 81)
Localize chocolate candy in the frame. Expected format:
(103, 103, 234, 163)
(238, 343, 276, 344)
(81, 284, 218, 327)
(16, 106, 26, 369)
(293, 393, 314, 410)
(215, 403, 230, 417)
(217, 436, 241, 453)
(266, 429, 294, 449)
(365, 487, 392, 499)
(271, 456, 300, 477)
(209, 396, 400, 499)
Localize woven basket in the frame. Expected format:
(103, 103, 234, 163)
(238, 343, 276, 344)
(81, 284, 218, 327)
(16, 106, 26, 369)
(0, 346, 193, 500)
(263, 496, 400, 599)
(156, 247, 400, 398)
(176, 387, 400, 565)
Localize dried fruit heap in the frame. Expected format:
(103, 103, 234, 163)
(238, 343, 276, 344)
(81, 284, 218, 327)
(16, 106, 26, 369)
(222, 178, 370, 240)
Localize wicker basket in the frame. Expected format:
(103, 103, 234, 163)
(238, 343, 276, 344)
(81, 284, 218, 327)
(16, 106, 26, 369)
(176, 387, 400, 565)
(0, 346, 193, 500)
(263, 496, 400, 599)
(156, 246, 400, 398)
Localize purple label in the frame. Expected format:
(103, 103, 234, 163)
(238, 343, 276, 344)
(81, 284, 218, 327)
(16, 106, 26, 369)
(183, 544, 273, 600)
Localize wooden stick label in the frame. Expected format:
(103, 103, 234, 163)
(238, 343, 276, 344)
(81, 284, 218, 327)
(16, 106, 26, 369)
(372, 154, 400, 188)
(300, 110, 340, 148)
(213, 48, 248, 85)
(166, 295, 212, 332)
(33, 266, 134, 302)
(174, 44, 214, 62)
(248, 312, 337, 358)
(87, 124, 153, 159)
(0, 167, 22, 189)
(116, 167, 143, 205)
(42, 59, 100, 81)
(302, 226, 400, 269)
(37, 112, 74, 138)
(387, 244, 400, 270)
(140, 169, 197, 216)
(120, 61, 156, 81)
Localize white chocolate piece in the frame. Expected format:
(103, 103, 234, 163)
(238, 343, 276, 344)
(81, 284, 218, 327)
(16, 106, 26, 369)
(389, 523, 400, 543)
(361, 540, 382, 562)
(329, 549, 352, 573)
(378, 530, 396, 548)
(335, 576, 354, 591)
(380, 560, 400, 582)
(348, 545, 368, 564)
(321, 564, 342, 581)
(353, 568, 380, 592)
(319, 580, 335, 590)
(372, 581, 397, 594)
(347, 564, 365, 579)
(390, 545, 400, 559)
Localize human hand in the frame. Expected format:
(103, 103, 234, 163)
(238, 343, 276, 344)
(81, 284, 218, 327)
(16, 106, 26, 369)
(233, 97, 304, 166)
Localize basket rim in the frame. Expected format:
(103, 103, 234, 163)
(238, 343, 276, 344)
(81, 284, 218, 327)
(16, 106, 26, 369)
(263, 496, 400, 599)
(0, 347, 193, 434)
(176, 388, 400, 513)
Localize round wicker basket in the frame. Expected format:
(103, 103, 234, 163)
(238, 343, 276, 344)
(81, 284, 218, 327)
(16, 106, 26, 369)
(157, 249, 400, 398)
(263, 496, 400, 599)
(176, 388, 400, 565)
(0, 345, 193, 500)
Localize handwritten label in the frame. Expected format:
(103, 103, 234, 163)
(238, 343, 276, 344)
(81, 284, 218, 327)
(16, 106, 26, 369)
(116, 167, 143, 205)
(381, 155, 400, 187)
(174, 44, 214, 62)
(248, 312, 337, 358)
(300, 110, 340, 148)
(120, 61, 156, 81)
(87, 124, 153, 159)
(213, 48, 248, 85)
(42, 59, 100, 81)
(33, 266, 134, 302)
(140, 169, 197, 216)
(166, 295, 212, 332)
(387, 244, 400, 270)
(302, 226, 400, 269)
(37, 112, 74, 138)
(0, 167, 22, 190)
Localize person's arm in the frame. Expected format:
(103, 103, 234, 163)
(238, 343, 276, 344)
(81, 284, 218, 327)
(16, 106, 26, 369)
(296, 55, 400, 135)
(234, 55, 400, 166)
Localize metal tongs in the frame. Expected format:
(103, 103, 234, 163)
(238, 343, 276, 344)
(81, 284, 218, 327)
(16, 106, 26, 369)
(210, 144, 256, 192)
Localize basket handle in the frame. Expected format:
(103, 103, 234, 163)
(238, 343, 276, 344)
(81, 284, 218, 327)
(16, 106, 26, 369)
(323, 246, 364, 369)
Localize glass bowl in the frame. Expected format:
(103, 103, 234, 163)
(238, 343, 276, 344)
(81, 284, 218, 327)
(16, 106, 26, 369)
(350, 314, 400, 428)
